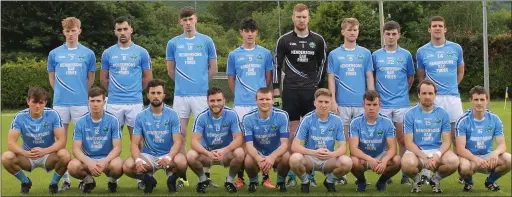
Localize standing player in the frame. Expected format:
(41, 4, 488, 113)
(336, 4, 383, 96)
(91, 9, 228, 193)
(242, 88, 291, 192)
(456, 86, 511, 192)
(416, 16, 464, 183)
(47, 17, 96, 190)
(371, 21, 415, 185)
(186, 87, 245, 193)
(122, 79, 188, 194)
(401, 80, 460, 193)
(328, 17, 374, 185)
(1, 87, 71, 194)
(273, 3, 327, 187)
(289, 88, 353, 193)
(166, 6, 218, 187)
(67, 87, 123, 193)
(227, 17, 274, 188)
(349, 90, 401, 192)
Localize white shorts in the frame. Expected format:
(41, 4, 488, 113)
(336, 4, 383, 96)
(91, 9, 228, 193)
(305, 155, 327, 172)
(405, 149, 437, 168)
(140, 153, 171, 173)
(363, 151, 387, 171)
(435, 95, 463, 123)
(29, 154, 50, 172)
(53, 106, 89, 124)
(106, 103, 144, 128)
(172, 96, 208, 119)
(379, 108, 409, 123)
(338, 106, 364, 126)
(234, 106, 257, 123)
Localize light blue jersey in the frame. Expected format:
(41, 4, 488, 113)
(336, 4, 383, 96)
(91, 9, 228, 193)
(166, 33, 217, 96)
(227, 45, 273, 106)
(47, 43, 96, 106)
(404, 105, 451, 150)
(295, 111, 344, 152)
(101, 42, 152, 104)
(10, 108, 63, 150)
(73, 111, 121, 159)
(328, 45, 373, 107)
(242, 108, 289, 156)
(372, 47, 415, 108)
(349, 113, 395, 157)
(416, 41, 464, 96)
(133, 106, 181, 157)
(456, 109, 504, 155)
(193, 106, 241, 150)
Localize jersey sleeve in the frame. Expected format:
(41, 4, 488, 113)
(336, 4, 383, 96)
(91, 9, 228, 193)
(336, 119, 345, 141)
(316, 36, 327, 88)
(404, 110, 414, 134)
(10, 114, 23, 131)
(406, 52, 415, 75)
(456, 44, 464, 66)
(51, 111, 63, 129)
(348, 119, 359, 138)
(206, 37, 217, 59)
(242, 116, 254, 142)
(327, 51, 336, 74)
(133, 115, 143, 136)
(47, 51, 56, 72)
(272, 37, 286, 87)
(455, 117, 467, 137)
(265, 50, 273, 71)
(364, 50, 374, 72)
(278, 113, 290, 139)
(166, 39, 176, 61)
(170, 112, 181, 134)
(494, 115, 504, 137)
(88, 50, 97, 72)
(111, 117, 122, 139)
(101, 49, 110, 70)
(295, 117, 309, 140)
(441, 110, 451, 133)
(72, 121, 83, 141)
(416, 50, 425, 69)
(140, 48, 152, 70)
(386, 120, 396, 138)
(192, 115, 205, 135)
(230, 112, 241, 134)
(226, 52, 236, 76)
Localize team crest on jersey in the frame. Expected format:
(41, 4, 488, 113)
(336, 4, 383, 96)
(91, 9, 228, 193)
(43, 122, 49, 129)
(435, 118, 441, 124)
(328, 128, 334, 134)
(309, 42, 316, 49)
(271, 124, 278, 131)
(103, 127, 108, 133)
(377, 129, 384, 136)
(78, 54, 85, 61)
(447, 51, 455, 58)
(222, 123, 229, 129)
(397, 58, 404, 64)
(196, 44, 204, 49)
(164, 121, 169, 127)
(486, 126, 493, 132)
(257, 54, 263, 60)
(358, 54, 364, 60)
(130, 54, 137, 60)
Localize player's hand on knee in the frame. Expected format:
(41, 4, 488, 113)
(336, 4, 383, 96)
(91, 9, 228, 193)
(273, 96, 282, 108)
(487, 155, 499, 169)
(475, 157, 489, 169)
(135, 159, 148, 173)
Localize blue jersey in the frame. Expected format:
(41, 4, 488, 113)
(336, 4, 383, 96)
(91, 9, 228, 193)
(295, 111, 344, 152)
(73, 111, 121, 159)
(227, 45, 273, 106)
(455, 109, 504, 155)
(10, 108, 63, 150)
(349, 114, 395, 157)
(328, 45, 373, 107)
(372, 47, 415, 108)
(47, 43, 96, 106)
(193, 107, 241, 150)
(166, 33, 217, 96)
(101, 42, 152, 104)
(133, 106, 181, 157)
(242, 108, 289, 156)
(416, 41, 464, 96)
(404, 105, 451, 150)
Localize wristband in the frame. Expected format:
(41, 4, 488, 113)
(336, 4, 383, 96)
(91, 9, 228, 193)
(435, 151, 442, 158)
(135, 158, 147, 164)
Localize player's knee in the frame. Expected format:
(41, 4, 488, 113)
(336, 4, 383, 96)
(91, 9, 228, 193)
(280, 152, 291, 164)
(289, 153, 304, 166)
(458, 164, 472, 177)
(401, 157, 417, 172)
(57, 149, 71, 163)
(350, 156, 361, 167)
(338, 156, 352, 171)
(244, 155, 256, 167)
(233, 147, 245, 163)
(502, 153, 512, 169)
(174, 154, 188, 170)
(391, 155, 402, 168)
(122, 158, 135, 173)
(186, 150, 199, 163)
(445, 155, 460, 168)
(1, 151, 15, 165)
(67, 159, 82, 174)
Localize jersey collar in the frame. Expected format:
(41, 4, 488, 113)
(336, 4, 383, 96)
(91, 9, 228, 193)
(340, 44, 359, 51)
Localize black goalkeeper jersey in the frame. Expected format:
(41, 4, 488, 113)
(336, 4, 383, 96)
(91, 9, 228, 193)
(272, 30, 327, 90)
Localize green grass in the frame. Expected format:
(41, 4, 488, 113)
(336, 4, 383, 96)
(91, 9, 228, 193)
(1, 101, 510, 196)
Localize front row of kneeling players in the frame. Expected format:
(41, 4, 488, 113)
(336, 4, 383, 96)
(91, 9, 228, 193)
(3, 79, 511, 194)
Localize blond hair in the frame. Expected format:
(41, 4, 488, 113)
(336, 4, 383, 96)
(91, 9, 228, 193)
(314, 88, 332, 99)
(341, 18, 359, 30)
(62, 17, 81, 29)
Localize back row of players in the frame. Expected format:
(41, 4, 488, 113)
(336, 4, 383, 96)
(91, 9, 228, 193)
(2, 3, 510, 195)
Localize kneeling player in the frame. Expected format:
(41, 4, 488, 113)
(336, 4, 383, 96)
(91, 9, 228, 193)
(456, 86, 511, 192)
(123, 79, 188, 194)
(1, 87, 71, 194)
(67, 87, 123, 193)
(289, 88, 352, 193)
(243, 88, 291, 192)
(349, 90, 401, 192)
(187, 87, 245, 193)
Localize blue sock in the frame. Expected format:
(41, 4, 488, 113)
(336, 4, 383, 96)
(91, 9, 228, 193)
(288, 171, 296, 180)
(310, 171, 316, 180)
(50, 172, 62, 185)
(402, 171, 406, 177)
(277, 175, 286, 183)
(487, 171, 502, 183)
(14, 170, 29, 184)
(464, 176, 474, 185)
(326, 173, 338, 183)
(249, 176, 259, 183)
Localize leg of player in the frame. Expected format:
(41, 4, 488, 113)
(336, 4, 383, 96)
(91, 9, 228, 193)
(235, 146, 246, 188)
(351, 157, 368, 192)
(286, 121, 299, 187)
(122, 156, 156, 194)
(178, 118, 190, 186)
(222, 147, 245, 193)
(401, 152, 422, 193)
(394, 121, 410, 185)
(484, 152, 512, 192)
(244, 153, 260, 193)
(323, 155, 352, 192)
(103, 157, 123, 193)
(2, 151, 35, 194)
(67, 158, 95, 193)
(166, 153, 187, 193)
(429, 151, 459, 193)
(289, 153, 313, 193)
(275, 152, 291, 192)
(375, 155, 401, 191)
(186, 149, 211, 193)
(458, 157, 476, 192)
(44, 149, 71, 194)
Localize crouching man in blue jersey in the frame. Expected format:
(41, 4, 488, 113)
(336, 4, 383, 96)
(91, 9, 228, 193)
(289, 88, 352, 193)
(123, 79, 187, 194)
(67, 87, 123, 193)
(187, 87, 245, 193)
(456, 85, 511, 192)
(349, 90, 401, 192)
(401, 80, 459, 193)
(2, 87, 71, 194)
(243, 88, 291, 193)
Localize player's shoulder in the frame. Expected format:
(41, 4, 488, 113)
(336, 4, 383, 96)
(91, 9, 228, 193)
(256, 45, 272, 54)
(277, 31, 294, 42)
(486, 110, 502, 123)
(378, 113, 394, 126)
(273, 108, 289, 119)
(357, 45, 372, 54)
(169, 34, 184, 42)
(132, 43, 149, 53)
(404, 104, 419, 116)
(135, 107, 151, 119)
(350, 113, 365, 125)
(397, 47, 413, 56)
(372, 48, 385, 56)
(301, 110, 316, 122)
(78, 43, 95, 53)
(417, 42, 432, 52)
(455, 109, 472, 127)
(309, 30, 326, 41)
(242, 108, 259, 121)
(104, 111, 120, 122)
(13, 108, 30, 119)
(196, 32, 214, 42)
(164, 105, 179, 117)
(434, 105, 450, 116)
(445, 40, 462, 48)
(102, 44, 119, 55)
(49, 44, 66, 54)
(223, 106, 238, 118)
(75, 112, 90, 124)
(44, 107, 60, 117)
(196, 108, 210, 120)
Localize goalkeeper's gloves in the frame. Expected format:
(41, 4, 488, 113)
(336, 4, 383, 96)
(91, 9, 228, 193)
(273, 96, 282, 109)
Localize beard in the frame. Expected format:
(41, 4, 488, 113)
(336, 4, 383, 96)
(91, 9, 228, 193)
(150, 100, 163, 107)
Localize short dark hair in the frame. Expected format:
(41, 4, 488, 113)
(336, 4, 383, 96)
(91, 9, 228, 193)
(294, 3, 309, 12)
(363, 90, 380, 102)
(147, 79, 166, 92)
(469, 85, 489, 100)
(429, 16, 446, 27)
(180, 6, 196, 19)
(314, 88, 332, 99)
(207, 87, 224, 98)
(417, 80, 437, 95)
(27, 87, 48, 102)
(115, 16, 132, 27)
(383, 21, 400, 33)
(255, 88, 272, 99)
(239, 17, 258, 31)
(88, 87, 106, 100)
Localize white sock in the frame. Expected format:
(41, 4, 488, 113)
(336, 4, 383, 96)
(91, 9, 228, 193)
(422, 169, 431, 177)
(108, 177, 117, 183)
(204, 167, 210, 173)
(83, 175, 94, 184)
